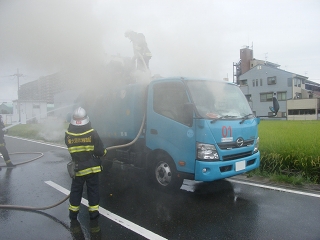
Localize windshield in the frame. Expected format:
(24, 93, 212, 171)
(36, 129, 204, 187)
(185, 80, 253, 119)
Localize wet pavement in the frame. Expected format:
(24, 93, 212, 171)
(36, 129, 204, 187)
(1, 136, 320, 240)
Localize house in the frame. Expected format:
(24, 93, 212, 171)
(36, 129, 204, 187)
(12, 100, 48, 123)
(233, 47, 320, 120)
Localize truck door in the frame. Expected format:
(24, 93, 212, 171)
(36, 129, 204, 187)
(146, 81, 195, 174)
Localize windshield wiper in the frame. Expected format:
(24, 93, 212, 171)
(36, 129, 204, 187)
(239, 113, 254, 124)
(210, 115, 237, 123)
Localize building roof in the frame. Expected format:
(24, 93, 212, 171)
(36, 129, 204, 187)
(12, 99, 47, 103)
(251, 58, 280, 68)
(0, 102, 13, 114)
(242, 63, 309, 80)
(0, 102, 13, 107)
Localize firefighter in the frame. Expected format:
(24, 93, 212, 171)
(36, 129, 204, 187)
(65, 107, 107, 220)
(125, 30, 152, 70)
(0, 115, 15, 168)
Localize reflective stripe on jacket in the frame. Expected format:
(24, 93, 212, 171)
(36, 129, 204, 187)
(76, 166, 101, 176)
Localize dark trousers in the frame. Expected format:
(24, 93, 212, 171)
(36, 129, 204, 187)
(70, 173, 100, 218)
(0, 144, 10, 161)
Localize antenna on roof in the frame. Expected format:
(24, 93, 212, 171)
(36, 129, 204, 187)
(264, 53, 268, 63)
(251, 42, 254, 58)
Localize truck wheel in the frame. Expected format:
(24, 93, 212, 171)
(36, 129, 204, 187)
(152, 154, 183, 191)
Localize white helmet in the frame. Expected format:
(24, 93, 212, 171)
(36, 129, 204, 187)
(71, 107, 89, 126)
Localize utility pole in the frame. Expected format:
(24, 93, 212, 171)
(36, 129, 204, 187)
(11, 69, 24, 122)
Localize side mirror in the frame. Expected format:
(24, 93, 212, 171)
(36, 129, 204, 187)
(269, 96, 279, 116)
(183, 103, 194, 127)
(258, 94, 280, 118)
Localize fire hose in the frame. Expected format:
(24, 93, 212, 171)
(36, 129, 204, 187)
(0, 114, 146, 211)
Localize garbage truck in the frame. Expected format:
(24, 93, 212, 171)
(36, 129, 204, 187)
(75, 76, 279, 191)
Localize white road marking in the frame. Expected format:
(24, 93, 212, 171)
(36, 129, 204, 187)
(228, 179, 320, 198)
(45, 180, 167, 240)
(7, 136, 67, 149)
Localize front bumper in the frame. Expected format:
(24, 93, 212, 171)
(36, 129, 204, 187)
(194, 151, 260, 182)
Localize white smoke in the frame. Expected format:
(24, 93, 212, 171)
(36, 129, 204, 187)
(0, 0, 106, 86)
(37, 118, 66, 143)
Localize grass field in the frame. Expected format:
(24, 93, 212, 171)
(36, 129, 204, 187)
(5, 119, 320, 184)
(258, 120, 320, 184)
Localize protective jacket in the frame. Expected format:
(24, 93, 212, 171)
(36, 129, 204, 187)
(65, 122, 106, 177)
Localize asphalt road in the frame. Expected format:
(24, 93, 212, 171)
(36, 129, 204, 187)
(1, 136, 320, 240)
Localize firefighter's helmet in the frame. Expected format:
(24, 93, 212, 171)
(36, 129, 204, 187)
(71, 107, 89, 126)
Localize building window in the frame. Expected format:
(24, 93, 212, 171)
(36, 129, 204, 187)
(239, 79, 247, 86)
(260, 92, 273, 102)
(288, 109, 316, 115)
(33, 104, 40, 109)
(267, 76, 276, 85)
(277, 92, 286, 101)
(256, 79, 258, 86)
(252, 80, 255, 87)
(260, 79, 263, 86)
(294, 78, 302, 87)
(245, 94, 252, 102)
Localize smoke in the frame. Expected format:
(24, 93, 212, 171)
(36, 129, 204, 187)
(1, 0, 319, 89)
(0, 0, 227, 86)
(37, 118, 66, 143)
(0, 0, 106, 87)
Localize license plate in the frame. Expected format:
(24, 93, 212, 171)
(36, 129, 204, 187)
(235, 160, 245, 171)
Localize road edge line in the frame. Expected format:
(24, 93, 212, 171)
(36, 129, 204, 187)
(228, 179, 320, 198)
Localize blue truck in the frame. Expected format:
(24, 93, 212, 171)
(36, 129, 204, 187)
(77, 76, 279, 191)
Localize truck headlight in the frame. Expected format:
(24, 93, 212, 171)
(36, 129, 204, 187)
(253, 137, 259, 153)
(197, 143, 219, 161)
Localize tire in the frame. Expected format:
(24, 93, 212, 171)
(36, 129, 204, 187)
(150, 153, 183, 191)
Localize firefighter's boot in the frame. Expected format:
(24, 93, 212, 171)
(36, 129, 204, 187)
(70, 219, 85, 240)
(5, 160, 15, 168)
(90, 218, 101, 239)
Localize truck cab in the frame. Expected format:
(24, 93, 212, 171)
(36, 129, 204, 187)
(145, 77, 260, 189)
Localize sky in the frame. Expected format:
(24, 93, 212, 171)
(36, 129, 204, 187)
(1, 0, 320, 102)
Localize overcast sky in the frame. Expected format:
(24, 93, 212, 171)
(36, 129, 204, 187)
(1, 0, 319, 102)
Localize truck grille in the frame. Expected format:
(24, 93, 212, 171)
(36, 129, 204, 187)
(222, 151, 252, 161)
(217, 139, 254, 150)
